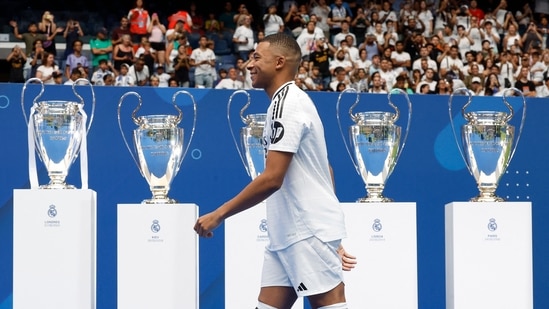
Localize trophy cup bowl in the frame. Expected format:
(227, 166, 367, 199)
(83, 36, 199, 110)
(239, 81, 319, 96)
(228, 90, 266, 180)
(449, 87, 526, 202)
(22, 78, 95, 189)
(350, 111, 401, 202)
(32, 101, 84, 189)
(118, 91, 196, 204)
(337, 88, 412, 203)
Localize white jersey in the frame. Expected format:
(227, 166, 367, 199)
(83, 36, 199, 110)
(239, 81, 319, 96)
(263, 82, 346, 250)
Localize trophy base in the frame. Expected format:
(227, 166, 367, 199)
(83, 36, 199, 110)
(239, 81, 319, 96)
(469, 195, 505, 203)
(356, 196, 394, 203)
(40, 183, 76, 189)
(141, 198, 178, 204)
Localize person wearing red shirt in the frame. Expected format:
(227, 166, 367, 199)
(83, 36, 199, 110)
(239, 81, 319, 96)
(168, 9, 193, 32)
(128, 0, 151, 44)
(468, 0, 485, 21)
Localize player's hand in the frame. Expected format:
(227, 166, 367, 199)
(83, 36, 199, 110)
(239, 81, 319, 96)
(337, 245, 357, 271)
(194, 210, 223, 238)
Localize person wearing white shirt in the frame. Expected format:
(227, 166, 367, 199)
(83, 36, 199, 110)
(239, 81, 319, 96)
(310, 0, 330, 38)
(296, 21, 324, 60)
(537, 77, 549, 97)
(190, 35, 216, 88)
(215, 67, 244, 89)
(378, 58, 397, 90)
(412, 46, 437, 74)
(329, 49, 353, 76)
(128, 56, 150, 86)
(232, 16, 254, 60)
(456, 25, 474, 60)
(153, 66, 171, 87)
(114, 63, 135, 86)
(354, 48, 372, 72)
(439, 45, 464, 79)
(332, 20, 356, 48)
(263, 5, 284, 36)
(390, 40, 411, 74)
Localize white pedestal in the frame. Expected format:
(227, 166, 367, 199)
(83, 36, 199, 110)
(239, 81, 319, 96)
(13, 189, 97, 309)
(225, 202, 303, 309)
(445, 202, 533, 309)
(117, 203, 199, 309)
(341, 202, 418, 309)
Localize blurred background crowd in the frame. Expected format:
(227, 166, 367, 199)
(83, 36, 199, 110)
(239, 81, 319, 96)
(1, 0, 548, 96)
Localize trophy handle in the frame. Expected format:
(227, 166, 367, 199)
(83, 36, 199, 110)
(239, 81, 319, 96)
(117, 91, 142, 169)
(387, 88, 412, 169)
(21, 77, 45, 124)
(503, 87, 527, 164)
(449, 87, 474, 174)
(336, 88, 361, 175)
(172, 90, 197, 162)
(71, 78, 96, 133)
(227, 89, 252, 175)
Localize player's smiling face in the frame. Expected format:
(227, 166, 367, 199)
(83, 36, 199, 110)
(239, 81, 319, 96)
(247, 42, 278, 89)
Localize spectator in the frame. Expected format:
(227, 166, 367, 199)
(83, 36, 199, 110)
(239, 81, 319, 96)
(135, 37, 156, 74)
(52, 71, 63, 85)
(204, 12, 221, 34)
(172, 43, 191, 87)
(468, 0, 485, 21)
(467, 16, 484, 54)
(6, 45, 26, 83)
(521, 22, 543, 52)
(215, 67, 243, 89)
(284, 3, 305, 37)
(498, 51, 517, 86)
(484, 73, 502, 96)
(64, 68, 82, 85)
(412, 45, 437, 74)
(168, 77, 179, 87)
(514, 66, 536, 97)
(38, 11, 62, 57)
(470, 76, 484, 95)
(502, 23, 522, 53)
(351, 67, 368, 92)
(91, 59, 115, 86)
(360, 33, 380, 61)
(378, 57, 397, 90)
(149, 75, 160, 87)
(434, 78, 451, 95)
(111, 16, 131, 46)
(378, 1, 398, 27)
(394, 73, 414, 94)
(329, 66, 350, 91)
(368, 72, 388, 93)
(166, 32, 190, 74)
(439, 45, 464, 80)
(537, 76, 549, 97)
(65, 39, 89, 79)
(481, 21, 500, 55)
(189, 2, 205, 36)
(329, 48, 353, 77)
(147, 13, 167, 69)
(153, 66, 171, 87)
(233, 3, 254, 28)
(103, 73, 115, 86)
(351, 7, 368, 47)
(113, 34, 135, 72)
(9, 21, 49, 56)
(263, 5, 284, 36)
(304, 65, 324, 91)
(333, 20, 356, 48)
(36, 52, 61, 85)
(417, 0, 433, 38)
(390, 40, 412, 72)
(310, 0, 331, 39)
(296, 21, 322, 61)
(62, 18, 84, 60)
(90, 28, 113, 73)
(29, 40, 46, 80)
(327, 0, 352, 40)
(456, 25, 474, 60)
(218, 1, 237, 33)
(128, 56, 150, 86)
(128, 0, 151, 43)
(114, 63, 135, 86)
(515, 3, 534, 34)
(418, 68, 438, 93)
(232, 15, 254, 61)
(190, 35, 216, 88)
(355, 48, 372, 73)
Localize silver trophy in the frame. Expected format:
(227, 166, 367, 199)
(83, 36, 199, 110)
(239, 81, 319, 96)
(117, 91, 197, 204)
(337, 88, 412, 202)
(21, 78, 95, 189)
(227, 90, 266, 180)
(449, 87, 526, 202)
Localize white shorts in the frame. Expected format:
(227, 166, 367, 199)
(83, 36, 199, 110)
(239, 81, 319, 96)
(260, 236, 344, 297)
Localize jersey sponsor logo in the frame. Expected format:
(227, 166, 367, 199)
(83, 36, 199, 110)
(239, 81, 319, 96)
(270, 121, 284, 144)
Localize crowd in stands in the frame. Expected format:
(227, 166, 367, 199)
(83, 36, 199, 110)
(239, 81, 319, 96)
(4, 0, 549, 97)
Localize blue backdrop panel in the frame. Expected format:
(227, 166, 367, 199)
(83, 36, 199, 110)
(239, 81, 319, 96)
(0, 84, 547, 309)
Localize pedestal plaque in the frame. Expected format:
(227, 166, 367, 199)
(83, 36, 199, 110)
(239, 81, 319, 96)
(225, 202, 304, 308)
(117, 203, 199, 309)
(445, 202, 533, 309)
(341, 202, 418, 309)
(13, 189, 97, 309)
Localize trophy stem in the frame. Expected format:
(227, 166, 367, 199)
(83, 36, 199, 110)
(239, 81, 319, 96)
(357, 186, 393, 203)
(41, 175, 75, 189)
(470, 187, 504, 202)
(142, 188, 177, 204)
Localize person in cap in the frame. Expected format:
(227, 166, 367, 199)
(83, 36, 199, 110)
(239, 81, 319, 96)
(115, 63, 135, 86)
(470, 76, 484, 95)
(89, 27, 113, 73)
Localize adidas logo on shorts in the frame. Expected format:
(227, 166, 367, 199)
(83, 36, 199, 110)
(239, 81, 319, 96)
(296, 282, 308, 292)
